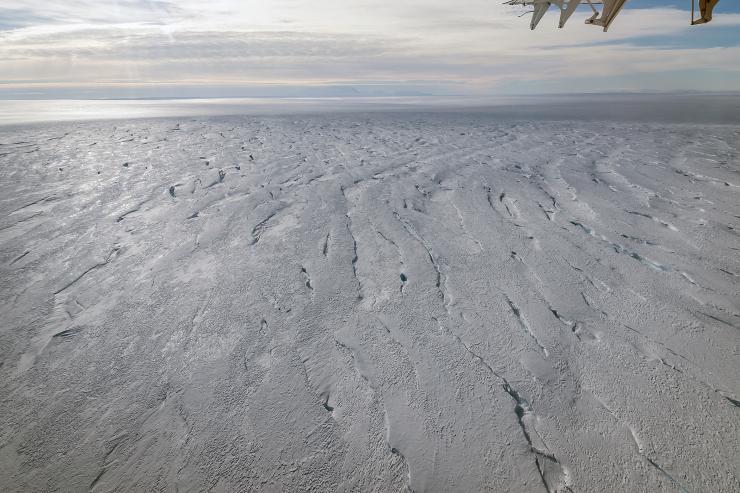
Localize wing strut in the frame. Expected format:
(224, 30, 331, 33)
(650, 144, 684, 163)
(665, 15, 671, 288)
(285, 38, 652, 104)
(692, 0, 720, 25)
(584, 0, 627, 31)
(555, 1, 583, 28)
(531, 2, 552, 30)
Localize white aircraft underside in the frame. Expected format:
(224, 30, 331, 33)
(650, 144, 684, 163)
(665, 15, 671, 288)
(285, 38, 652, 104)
(504, 0, 720, 32)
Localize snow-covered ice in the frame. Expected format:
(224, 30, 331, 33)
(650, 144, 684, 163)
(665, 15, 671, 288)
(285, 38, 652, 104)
(1, 113, 739, 491)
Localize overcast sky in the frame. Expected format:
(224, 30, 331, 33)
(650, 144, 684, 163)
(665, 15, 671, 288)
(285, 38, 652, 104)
(1, 0, 739, 98)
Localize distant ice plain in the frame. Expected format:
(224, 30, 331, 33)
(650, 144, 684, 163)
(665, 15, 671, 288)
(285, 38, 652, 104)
(1, 97, 739, 491)
(2, 93, 740, 126)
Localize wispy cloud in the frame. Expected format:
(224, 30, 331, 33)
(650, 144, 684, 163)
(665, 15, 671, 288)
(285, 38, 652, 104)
(1, 1, 738, 96)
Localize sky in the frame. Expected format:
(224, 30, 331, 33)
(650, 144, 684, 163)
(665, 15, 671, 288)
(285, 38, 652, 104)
(0, 0, 739, 98)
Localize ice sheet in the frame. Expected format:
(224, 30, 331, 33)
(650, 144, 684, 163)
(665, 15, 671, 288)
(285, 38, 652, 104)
(1, 114, 738, 491)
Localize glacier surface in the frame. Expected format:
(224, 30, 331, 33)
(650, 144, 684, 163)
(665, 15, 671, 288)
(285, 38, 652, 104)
(1, 114, 739, 491)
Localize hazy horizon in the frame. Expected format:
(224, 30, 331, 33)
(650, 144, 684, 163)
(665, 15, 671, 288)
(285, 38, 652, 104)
(2, 92, 740, 126)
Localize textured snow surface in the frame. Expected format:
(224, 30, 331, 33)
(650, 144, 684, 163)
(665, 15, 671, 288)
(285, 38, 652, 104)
(1, 115, 739, 492)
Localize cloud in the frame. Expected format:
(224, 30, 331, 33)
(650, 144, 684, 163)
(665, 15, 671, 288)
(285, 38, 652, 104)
(0, 1, 738, 95)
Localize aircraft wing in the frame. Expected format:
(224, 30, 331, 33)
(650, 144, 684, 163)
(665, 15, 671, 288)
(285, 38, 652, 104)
(504, 0, 720, 31)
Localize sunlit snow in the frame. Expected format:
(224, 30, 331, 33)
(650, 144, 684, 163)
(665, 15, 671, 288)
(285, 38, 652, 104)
(1, 109, 739, 491)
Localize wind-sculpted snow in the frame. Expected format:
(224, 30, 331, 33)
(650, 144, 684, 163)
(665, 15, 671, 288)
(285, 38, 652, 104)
(1, 115, 739, 492)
